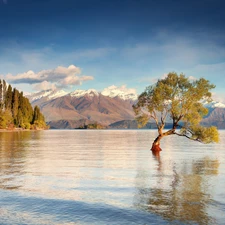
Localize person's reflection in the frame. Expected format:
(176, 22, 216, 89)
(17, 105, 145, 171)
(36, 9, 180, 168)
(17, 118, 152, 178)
(134, 157, 218, 224)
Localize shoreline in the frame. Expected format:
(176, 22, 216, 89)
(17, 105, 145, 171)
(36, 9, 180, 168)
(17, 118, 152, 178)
(0, 128, 47, 132)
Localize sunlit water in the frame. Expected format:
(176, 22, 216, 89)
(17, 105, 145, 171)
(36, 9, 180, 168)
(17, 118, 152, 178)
(0, 130, 225, 225)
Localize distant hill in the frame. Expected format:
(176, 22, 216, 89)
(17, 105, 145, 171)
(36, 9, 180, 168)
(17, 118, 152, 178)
(109, 120, 173, 129)
(48, 119, 97, 129)
(201, 108, 225, 129)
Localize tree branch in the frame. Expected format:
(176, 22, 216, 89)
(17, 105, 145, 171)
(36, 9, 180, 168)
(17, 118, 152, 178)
(176, 124, 195, 135)
(152, 110, 159, 129)
(161, 111, 164, 125)
(162, 109, 168, 123)
(174, 132, 202, 143)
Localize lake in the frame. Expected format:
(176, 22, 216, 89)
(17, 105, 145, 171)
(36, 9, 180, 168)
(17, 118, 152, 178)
(0, 130, 224, 224)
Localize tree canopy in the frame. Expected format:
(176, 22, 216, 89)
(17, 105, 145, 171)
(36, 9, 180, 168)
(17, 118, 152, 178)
(133, 72, 219, 151)
(0, 79, 48, 130)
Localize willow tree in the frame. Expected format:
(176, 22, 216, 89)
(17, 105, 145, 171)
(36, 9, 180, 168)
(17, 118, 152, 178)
(133, 72, 219, 152)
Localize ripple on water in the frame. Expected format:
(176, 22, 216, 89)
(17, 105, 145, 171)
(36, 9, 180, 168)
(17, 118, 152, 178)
(0, 130, 225, 224)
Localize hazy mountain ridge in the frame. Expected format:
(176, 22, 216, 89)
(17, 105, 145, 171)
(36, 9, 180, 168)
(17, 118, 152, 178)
(47, 119, 95, 129)
(202, 108, 225, 129)
(109, 120, 172, 129)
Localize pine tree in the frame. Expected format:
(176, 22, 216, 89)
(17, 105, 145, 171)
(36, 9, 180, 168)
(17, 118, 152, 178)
(32, 105, 47, 129)
(0, 81, 47, 130)
(32, 105, 40, 123)
(12, 88, 19, 124)
(2, 80, 7, 110)
(17, 108, 23, 127)
(0, 80, 3, 109)
(5, 84, 13, 110)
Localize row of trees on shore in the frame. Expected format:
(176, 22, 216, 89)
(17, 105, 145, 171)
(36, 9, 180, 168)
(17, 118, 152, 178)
(0, 79, 47, 130)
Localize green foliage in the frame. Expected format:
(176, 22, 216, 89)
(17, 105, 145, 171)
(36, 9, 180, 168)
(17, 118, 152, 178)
(17, 109, 23, 127)
(2, 80, 7, 108)
(0, 79, 48, 130)
(12, 88, 19, 120)
(32, 120, 48, 129)
(188, 126, 219, 144)
(0, 80, 3, 109)
(136, 114, 149, 128)
(87, 122, 104, 129)
(5, 84, 13, 110)
(78, 122, 105, 129)
(0, 109, 13, 129)
(133, 72, 219, 144)
(31, 105, 48, 129)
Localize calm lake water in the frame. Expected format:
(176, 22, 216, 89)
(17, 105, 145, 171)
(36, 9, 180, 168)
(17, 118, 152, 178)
(0, 130, 225, 225)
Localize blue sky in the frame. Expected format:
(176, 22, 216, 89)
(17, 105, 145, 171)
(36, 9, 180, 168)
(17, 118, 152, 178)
(1, 0, 225, 101)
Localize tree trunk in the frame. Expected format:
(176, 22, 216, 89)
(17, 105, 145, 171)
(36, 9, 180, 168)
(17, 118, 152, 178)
(151, 135, 163, 152)
(151, 128, 175, 152)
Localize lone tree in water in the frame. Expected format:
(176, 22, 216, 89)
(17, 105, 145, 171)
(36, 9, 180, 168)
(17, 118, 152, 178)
(133, 72, 219, 152)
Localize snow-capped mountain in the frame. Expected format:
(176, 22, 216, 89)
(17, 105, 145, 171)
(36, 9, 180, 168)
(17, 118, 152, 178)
(26, 89, 68, 102)
(47, 89, 68, 99)
(27, 86, 137, 126)
(203, 100, 225, 108)
(68, 85, 138, 100)
(27, 85, 138, 103)
(101, 85, 138, 101)
(70, 89, 99, 98)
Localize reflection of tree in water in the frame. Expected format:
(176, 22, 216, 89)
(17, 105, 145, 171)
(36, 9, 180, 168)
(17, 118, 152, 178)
(134, 155, 219, 224)
(0, 131, 41, 190)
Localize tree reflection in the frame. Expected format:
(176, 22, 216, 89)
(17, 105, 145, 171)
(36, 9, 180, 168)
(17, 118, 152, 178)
(134, 156, 219, 224)
(0, 131, 40, 190)
(152, 151, 162, 172)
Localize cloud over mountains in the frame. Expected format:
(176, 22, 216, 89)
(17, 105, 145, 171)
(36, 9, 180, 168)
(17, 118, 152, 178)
(101, 85, 137, 100)
(6, 65, 94, 91)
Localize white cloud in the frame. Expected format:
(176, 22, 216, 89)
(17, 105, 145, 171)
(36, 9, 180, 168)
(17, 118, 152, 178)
(211, 92, 225, 104)
(188, 76, 197, 81)
(103, 85, 137, 94)
(101, 85, 138, 100)
(33, 81, 57, 91)
(6, 65, 94, 91)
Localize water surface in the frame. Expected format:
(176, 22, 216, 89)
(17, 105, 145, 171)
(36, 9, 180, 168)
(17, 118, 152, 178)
(0, 130, 224, 224)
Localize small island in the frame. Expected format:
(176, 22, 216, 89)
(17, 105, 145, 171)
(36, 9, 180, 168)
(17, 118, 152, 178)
(77, 122, 106, 129)
(0, 79, 48, 131)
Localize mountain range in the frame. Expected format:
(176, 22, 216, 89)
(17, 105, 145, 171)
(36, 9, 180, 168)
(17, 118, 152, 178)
(26, 88, 225, 129)
(26, 87, 137, 128)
